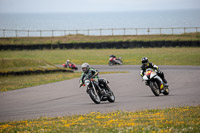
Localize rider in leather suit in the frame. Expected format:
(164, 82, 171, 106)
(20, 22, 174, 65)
(79, 63, 108, 89)
(65, 60, 72, 67)
(140, 57, 167, 84)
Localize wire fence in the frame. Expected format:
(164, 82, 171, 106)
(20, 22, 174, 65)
(0, 27, 199, 38)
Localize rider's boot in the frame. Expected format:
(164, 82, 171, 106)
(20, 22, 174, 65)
(162, 77, 168, 84)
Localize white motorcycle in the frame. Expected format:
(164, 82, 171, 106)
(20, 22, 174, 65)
(143, 68, 169, 96)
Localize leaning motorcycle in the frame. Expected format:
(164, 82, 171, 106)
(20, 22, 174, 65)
(80, 75, 115, 104)
(143, 68, 169, 96)
(108, 57, 123, 66)
(62, 63, 78, 70)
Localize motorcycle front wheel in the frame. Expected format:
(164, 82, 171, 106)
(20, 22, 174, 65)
(119, 60, 123, 65)
(150, 81, 160, 96)
(88, 89, 101, 104)
(108, 61, 114, 66)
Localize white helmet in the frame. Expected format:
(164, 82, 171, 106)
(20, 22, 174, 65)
(66, 60, 70, 62)
(81, 63, 90, 73)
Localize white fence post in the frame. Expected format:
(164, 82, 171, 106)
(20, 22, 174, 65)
(15, 30, 18, 38)
(3, 29, 5, 38)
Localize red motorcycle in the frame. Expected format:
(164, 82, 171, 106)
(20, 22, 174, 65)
(62, 63, 78, 70)
(108, 57, 123, 66)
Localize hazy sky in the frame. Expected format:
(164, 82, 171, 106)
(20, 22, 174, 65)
(0, 0, 200, 13)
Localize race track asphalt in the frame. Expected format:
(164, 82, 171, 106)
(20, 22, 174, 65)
(0, 65, 200, 122)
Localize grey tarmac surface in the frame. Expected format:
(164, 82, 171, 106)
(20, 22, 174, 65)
(0, 65, 200, 122)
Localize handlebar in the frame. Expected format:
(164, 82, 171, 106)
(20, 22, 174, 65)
(80, 72, 99, 88)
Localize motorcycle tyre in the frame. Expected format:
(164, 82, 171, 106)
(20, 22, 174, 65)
(108, 91, 115, 103)
(119, 60, 123, 65)
(108, 61, 114, 66)
(163, 86, 169, 95)
(150, 81, 160, 96)
(88, 89, 101, 104)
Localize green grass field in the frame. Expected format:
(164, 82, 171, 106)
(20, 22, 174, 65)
(1, 33, 200, 45)
(1, 47, 200, 65)
(0, 72, 79, 92)
(0, 106, 199, 133)
(0, 58, 66, 73)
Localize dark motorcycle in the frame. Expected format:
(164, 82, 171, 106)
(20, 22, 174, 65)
(80, 75, 115, 104)
(143, 68, 169, 96)
(62, 63, 78, 70)
(108, 57, 123, 66)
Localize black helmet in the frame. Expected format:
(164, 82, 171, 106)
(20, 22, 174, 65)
(141, 57, 148, 64)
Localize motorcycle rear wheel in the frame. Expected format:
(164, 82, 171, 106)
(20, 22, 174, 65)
(163, 86, 169, 95)
(119, 60, 123, 65)
(88, 89, 101, 104)
(108, 91, 115, 103)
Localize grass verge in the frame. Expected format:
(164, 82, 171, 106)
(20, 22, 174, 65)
(0, 71, 127, 92)
(0, 58, 71, 75)
(1, 33, 200, 45)
(1, 47, 200, 65)
(0, 106, 199, 132)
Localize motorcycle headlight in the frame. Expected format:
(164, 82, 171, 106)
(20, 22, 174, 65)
(84, 80, 90, 86)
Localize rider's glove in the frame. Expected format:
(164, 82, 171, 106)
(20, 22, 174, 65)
(94, 72, 99, 77)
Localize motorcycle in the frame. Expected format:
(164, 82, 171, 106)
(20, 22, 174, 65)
(108, 57, 123, 66)
(62, 63, 78, 70)
(80, 75, 115, 104)
(143, 68, 169, 96)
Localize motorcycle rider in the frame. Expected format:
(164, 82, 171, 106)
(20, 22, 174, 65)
(140, 57, 168, 84)
(109, 55, 123, 65)
(79, 63, 109, 94)
(109, 55, 117, 63)
(65, 60, 72, 67)
(110, 55, 116, 58)
(66, 59, 71, 66)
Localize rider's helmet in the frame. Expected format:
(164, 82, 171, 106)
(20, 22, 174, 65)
(66, 60, 70, 62)
(110, 55, 116, 58)
(141, 57, 148, 64)
(81, 63, 90, 73)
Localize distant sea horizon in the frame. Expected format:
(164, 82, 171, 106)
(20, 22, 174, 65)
(0, 9, 200, 36)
